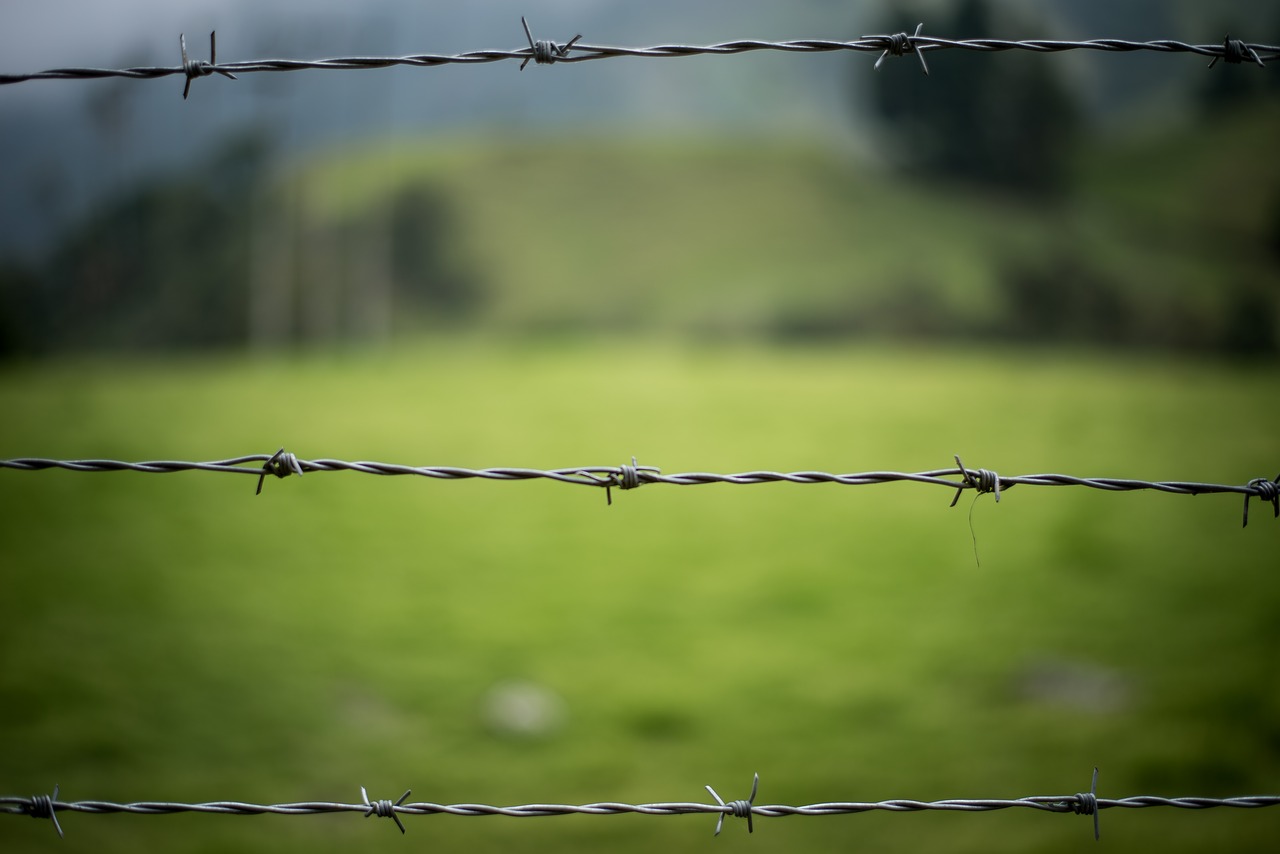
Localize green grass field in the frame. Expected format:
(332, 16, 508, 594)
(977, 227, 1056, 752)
(2, 340, 1277, 853)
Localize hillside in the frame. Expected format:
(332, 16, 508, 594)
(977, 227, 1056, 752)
(5, 101, 1278, 356)
(280, 101, 1280, 352)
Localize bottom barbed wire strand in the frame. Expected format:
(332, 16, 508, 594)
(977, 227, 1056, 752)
(6, 796, 1279, 817)
(5, 788, 1278, 838)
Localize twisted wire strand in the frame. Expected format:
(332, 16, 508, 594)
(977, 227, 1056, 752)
(3, 793, 1277, 820)
(2, 32, 1276, 88)
(1, 455, 1274, 500)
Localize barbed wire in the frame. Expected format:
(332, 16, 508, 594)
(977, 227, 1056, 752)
(2, 450, 1277, 526)
(4, 772, 1279, 841)
(0, 20, 1274, 97)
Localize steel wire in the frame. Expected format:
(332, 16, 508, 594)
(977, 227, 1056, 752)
(3, 788, 1277, 837)
(3, 452, 1277, 523)
(1, 25, 1274, 92)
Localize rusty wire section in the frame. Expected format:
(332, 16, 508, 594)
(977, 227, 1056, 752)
(2, 451, 1277, 524)
(3, 773, 1279, 840)
(0, 20, 1274, 96)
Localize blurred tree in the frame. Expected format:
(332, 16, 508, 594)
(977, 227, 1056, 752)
(42, 178, 246, 351)
(996, 245, 1133, 346)
(387, 185, 485, 319)
(1220, 289, 1278, 358)
(867, 0, 1081, 199)
(17, 131, 486, 355)
(0, 263, 41, 357)
(207, 129, 276, 199)
(35, 130, 275, 352)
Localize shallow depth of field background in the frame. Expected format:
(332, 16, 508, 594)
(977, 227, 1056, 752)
(2, 2, 1279, 853)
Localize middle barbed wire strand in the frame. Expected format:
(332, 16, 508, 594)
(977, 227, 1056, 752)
(0, 455, 1273, 503)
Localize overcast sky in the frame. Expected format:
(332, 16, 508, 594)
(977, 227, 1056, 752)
(0, 1, 875, 254)
(1, 1, 1274, 255)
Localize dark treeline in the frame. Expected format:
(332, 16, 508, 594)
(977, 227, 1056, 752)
(0, 130, 483, 357)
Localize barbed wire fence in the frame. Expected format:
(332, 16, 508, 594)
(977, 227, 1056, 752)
(3, 15, 1278, 849)
(3, 451, 1277, 525)
(0, 19, 1274, 98)
(4, 772, 1279, 840)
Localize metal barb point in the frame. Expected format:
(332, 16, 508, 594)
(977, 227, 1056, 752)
(613, 456, 659, 505)
(871, 23, 929, 75)
(361, 786, 411, 834)
(950, 454, 970, 507)
(26, 784, 63, 838)
(256, 447, 304, 495)
(705, 772, 758, 836)
(180, 31, 237, 99)
(950, 454, 1002, 506)
(519, 16, 582, 71)
(581, 456, 659, 506)
(1209, 35, 1265, 69)
(1071, 767, 1101, 842)
(1242, 475, 1280, 527)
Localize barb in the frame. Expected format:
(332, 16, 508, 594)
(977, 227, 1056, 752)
(2, 454, 1276, 520)
(871, 23, 930, 75)
(2, 26, 1275, 89)
(361, 786, 410, 834)
(951, 455, 1003, 566)
(21, 784, 62, 839)
(256, 447, 304, 495)
(1076, 767, 1101, 841)
(706, 773, 758, 835)
(1209, 36, 1266, 68)
(180, 31, 237, 99)
(3, 778, 1277, 839)
(520, 16, 582, 71)
(1243, 475, 1280, 528)
(949, 454, 1004, 507)
(576, 456, 658, 505)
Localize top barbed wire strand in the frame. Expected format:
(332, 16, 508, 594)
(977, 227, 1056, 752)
(2, 453, 1278, 524)
(1, 25, 1276, 92)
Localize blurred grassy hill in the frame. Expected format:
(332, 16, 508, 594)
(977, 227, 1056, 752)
(3, 102, 1278, 357)
(276, 99, 1280, 352)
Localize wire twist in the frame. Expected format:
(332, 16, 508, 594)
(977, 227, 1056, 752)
(871, 23, 930, 74)
(1209, 35, 1265, 68)
(255, 447, 304, 495)
(950, 455, 1004, 506)
(520, 16, 582, 71)
(705, 773, 759, 835)
(1243, 475, 1280, 527)
(23, 785, 62, 838)
(1073, 767, 1101, 841)
(180, 32, 237, 99)
(361, 787, 410, 834)
(578, 456, 659, 505)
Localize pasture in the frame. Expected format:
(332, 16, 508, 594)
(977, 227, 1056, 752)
(2, 340, 1277, 852)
